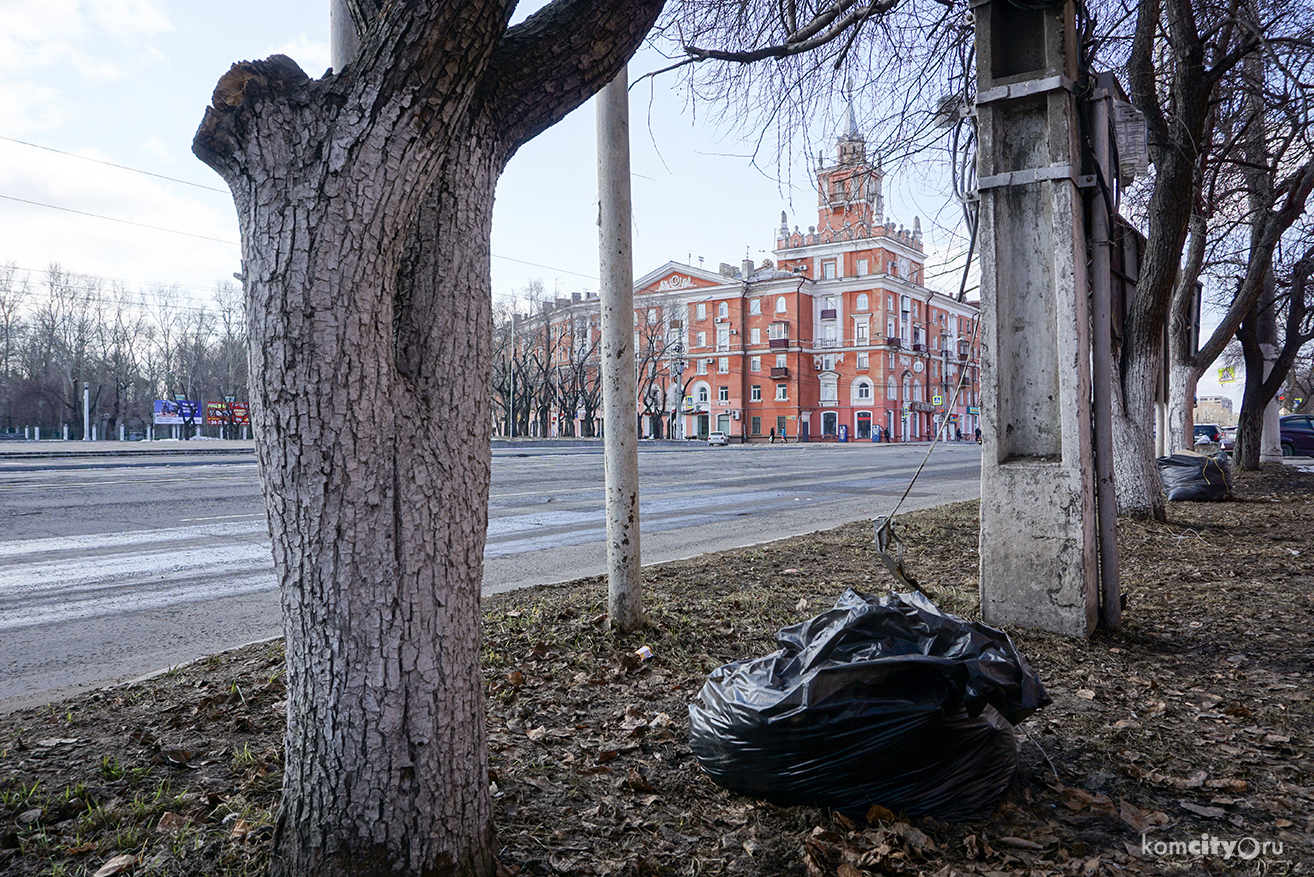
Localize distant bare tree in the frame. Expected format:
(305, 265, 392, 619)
(0, 263, 28, 430)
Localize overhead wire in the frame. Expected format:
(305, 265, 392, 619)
(873, 12, 984, 591)
(2, 133, 601, 289)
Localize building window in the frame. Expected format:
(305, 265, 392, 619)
(887, 377, 897, 399)
(696, 359, 707, 375)
(823, 295, 837, 310)
(750, 356, 761, 372)
(856, 260, 868, 276)
(856, 293, 869, 311)
(888, 294, 895, 311)
(750, 327, 761, 344)
(751, 385, 762, 401)
(857, 381, 872, 399)
(776, 353, 787, 368)
(776, 383, 788, 400)
(696, 331, 706, 348)
(887, 317, 896, 339)
(776, 296, 787, 313)
(768, 322, 788, 341)
(855, 322, 868, 344)
(822, 412, 838, 435)
(822, 261, 836, 279)
(697, 386, 709, 402)
(857, 352, 869, 370)
(696, 303, 707, 320)
(821, 377, 838, 401)
(750, 298, 762, 315)
(822, 354, 835, 371)
(718, 386, 729, 402)
(718, 357, 729, 373)
(718, 301, 729, 318)
(647, 308, 657, 323)
(751, 416, 762, 436)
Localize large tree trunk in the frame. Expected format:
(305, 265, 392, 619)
(193, 3, 663, 873)
(260, 151, 498, 876)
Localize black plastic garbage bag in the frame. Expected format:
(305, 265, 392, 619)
(688, 589, 1050, 821)
(1157, 452, 1233, 501)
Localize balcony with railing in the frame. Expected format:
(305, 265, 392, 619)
(770, 367, 790, 379)
(819, 308, 837, 320)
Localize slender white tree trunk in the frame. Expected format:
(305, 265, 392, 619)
(1165, 363, 1199, 455)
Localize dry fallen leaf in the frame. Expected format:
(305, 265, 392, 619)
(1179, 800, 1227, 819)
(866, 803, 897, 824)
(92, 854, 138, 877)
(157, 811, 188, 833)
(1119, 798, 1149, 833)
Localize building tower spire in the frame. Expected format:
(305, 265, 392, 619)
(844, 77, 860, 140)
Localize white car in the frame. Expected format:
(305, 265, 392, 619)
(707, 432, 729, 446)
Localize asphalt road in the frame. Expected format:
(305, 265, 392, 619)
(0, 440, 981, 712)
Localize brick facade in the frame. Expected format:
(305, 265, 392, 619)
(508, 115, 981, 443)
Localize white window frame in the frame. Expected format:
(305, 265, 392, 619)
(750, 298, 762, 315)
(775, 383, 788, 401)
(751, 385, 762, 401)
(718, 357, 729, 374)
(696, 303, 706, 320)
(750, 327, 761, 344)
(750, 356, 761, 372)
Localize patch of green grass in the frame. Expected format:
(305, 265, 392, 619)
(1, 778, 42, 809)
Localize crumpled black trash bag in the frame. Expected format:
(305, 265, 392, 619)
(688, 589, 1050, 821)
(1157, 452, 1233, 501)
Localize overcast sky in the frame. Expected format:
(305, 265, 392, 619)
(0, 0, 1241, 405)
(0, 1, 873, 302)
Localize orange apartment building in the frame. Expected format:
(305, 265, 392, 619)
(515, 111, 982, 443)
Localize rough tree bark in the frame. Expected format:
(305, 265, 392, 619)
(1117, 0, 1251, 520)
(192, 1, 664, 874)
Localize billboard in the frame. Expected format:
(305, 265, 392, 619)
(205, 401, 250, 425)
(153, 399, 201, 425)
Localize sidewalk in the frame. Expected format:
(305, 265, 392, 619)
(0, 438, 256, 460)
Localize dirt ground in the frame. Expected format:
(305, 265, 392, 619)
(1, 463, 1311, 877)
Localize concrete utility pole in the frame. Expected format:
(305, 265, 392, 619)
(975, 0, 1098, 637)
(82, 382, 90, 441)
(597, 69, 643, 631)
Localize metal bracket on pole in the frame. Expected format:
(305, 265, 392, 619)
(976, 75, 1076, 106)
(977, 164, 1093, 190)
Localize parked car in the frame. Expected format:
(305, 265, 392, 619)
(1281, 414, 1314, 456)
(1194, 423, 1222, 445)
(707, 431, 729, 446)
(1220, 425, 1237, 453)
